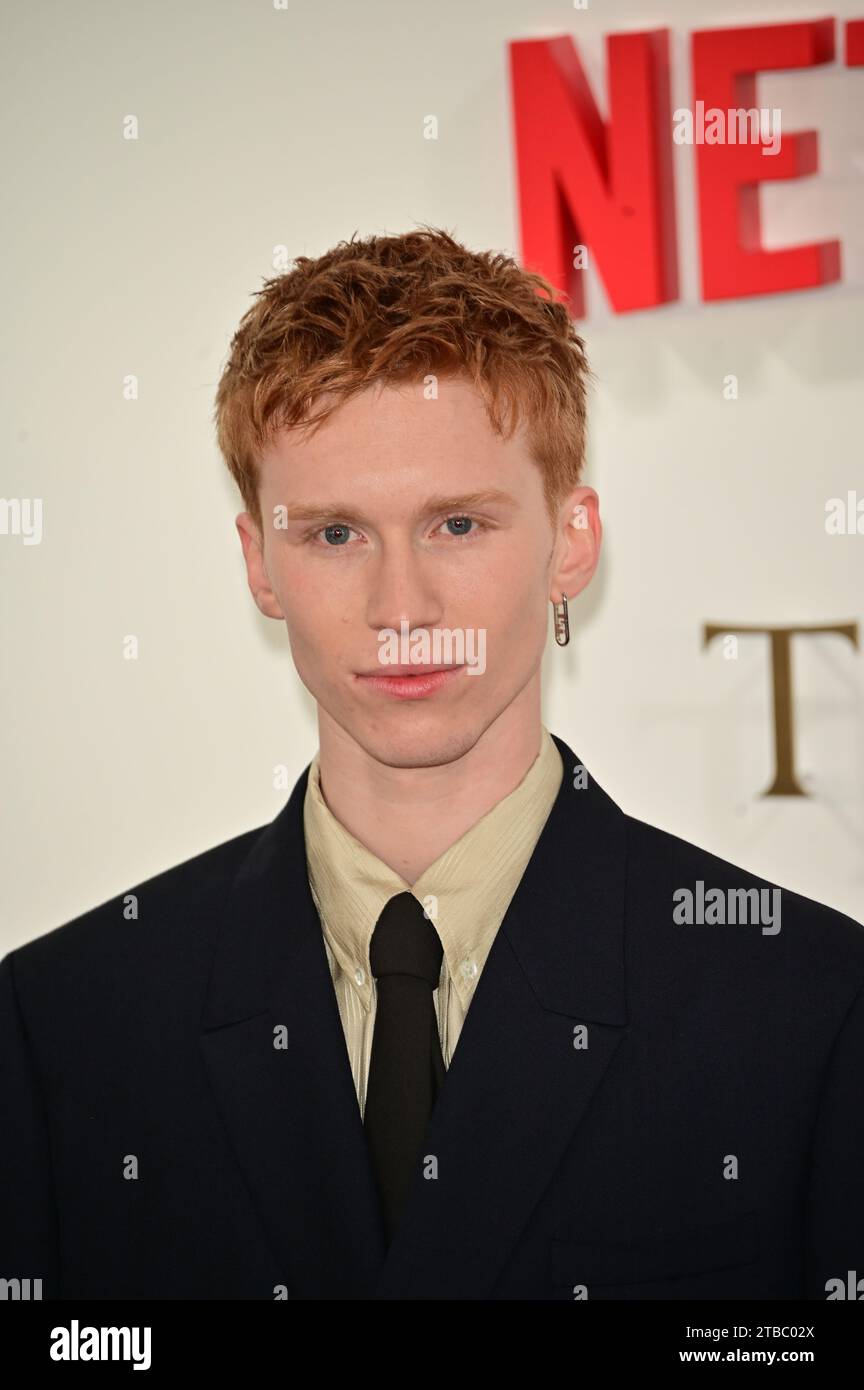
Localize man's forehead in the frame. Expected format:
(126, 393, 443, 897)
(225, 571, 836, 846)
(265, 376, 515, 457)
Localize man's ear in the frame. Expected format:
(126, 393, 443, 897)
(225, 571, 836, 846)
(549, 486, 602, 603)
(235, 512, 285, 620)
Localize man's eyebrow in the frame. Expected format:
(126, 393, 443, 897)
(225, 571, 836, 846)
(283, 489, 519, 523)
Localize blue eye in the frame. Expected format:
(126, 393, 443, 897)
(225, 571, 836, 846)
(444, 516, 474, 536)
(322, 524, 351, 546)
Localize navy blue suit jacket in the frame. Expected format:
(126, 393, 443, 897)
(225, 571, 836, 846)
(2, 734, 863, 1299)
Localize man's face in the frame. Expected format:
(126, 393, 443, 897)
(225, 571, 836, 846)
(238, 375, 597, 769)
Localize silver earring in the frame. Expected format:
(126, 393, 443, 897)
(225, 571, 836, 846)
(553, 595, 570, 646)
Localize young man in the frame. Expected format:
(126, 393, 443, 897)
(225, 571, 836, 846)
(2, 228, 863, 1301)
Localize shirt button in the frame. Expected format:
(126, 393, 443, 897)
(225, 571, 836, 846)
(354, 967, 366, 987)
(460, 958, 478, 980)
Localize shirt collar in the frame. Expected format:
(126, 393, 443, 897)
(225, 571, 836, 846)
(303, 726, 564, 1011)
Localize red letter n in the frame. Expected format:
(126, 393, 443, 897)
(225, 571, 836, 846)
(509, 30, 678, 317)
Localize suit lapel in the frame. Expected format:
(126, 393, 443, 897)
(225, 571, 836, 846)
(199, 765, 387, 1299)
(200, 733, 629, 1300)
(372, 734, 629, 1298)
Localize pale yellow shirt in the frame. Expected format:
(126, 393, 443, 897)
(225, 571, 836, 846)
(302, 726, 564, 1118)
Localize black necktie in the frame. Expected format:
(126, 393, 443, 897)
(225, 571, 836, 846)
(363, 891, 446, 1243)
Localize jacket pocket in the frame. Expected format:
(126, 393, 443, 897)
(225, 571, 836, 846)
(550, 1209, 759, 1290)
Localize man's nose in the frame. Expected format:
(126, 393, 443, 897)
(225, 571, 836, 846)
(364, 544, 443, 635)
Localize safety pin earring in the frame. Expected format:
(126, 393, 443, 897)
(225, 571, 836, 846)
(553, 595, 570, 647)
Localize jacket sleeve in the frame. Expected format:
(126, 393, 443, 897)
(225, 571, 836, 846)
(0, 952, 60, 1298)
(804, 975, 864, 1299)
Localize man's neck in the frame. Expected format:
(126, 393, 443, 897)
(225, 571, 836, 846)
(315, 686, 543, 883)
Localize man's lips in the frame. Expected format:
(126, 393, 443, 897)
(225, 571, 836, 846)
(356, 664, 460, 677)
(353, 664, 466, 699)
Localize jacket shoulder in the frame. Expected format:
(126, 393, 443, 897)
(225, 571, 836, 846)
(623, 811, 864, 968)
(4, 821, 267, 984)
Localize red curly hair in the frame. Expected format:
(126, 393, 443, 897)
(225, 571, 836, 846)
(214, 225, 591, 530)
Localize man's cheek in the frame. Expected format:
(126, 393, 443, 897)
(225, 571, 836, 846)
(287, 619, 351, 675)
(282, 622, 321, 673)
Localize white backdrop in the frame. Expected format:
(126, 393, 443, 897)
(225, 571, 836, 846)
(2, 0, 863, 953)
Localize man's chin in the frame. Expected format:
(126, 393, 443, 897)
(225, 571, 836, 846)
(342, 709, 486, 771)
